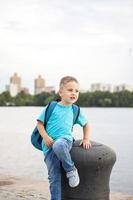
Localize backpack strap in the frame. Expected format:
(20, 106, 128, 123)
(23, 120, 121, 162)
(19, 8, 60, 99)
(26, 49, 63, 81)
(72, 104, 80, 125)
(34, 101, 57, 150)
(44, 101, 58, 126)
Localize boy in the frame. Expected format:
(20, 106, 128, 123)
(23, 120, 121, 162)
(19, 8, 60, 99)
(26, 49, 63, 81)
(37, 76, 91, 200)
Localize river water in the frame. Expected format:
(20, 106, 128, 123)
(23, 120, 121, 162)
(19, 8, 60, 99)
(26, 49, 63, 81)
(0, 107, 133, 194)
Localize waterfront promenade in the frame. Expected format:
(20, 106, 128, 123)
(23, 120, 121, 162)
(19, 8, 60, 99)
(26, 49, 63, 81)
(0, 174, 133, 200)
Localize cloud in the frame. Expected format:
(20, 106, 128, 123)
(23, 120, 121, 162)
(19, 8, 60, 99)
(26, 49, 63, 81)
(0, 0, 133, 93)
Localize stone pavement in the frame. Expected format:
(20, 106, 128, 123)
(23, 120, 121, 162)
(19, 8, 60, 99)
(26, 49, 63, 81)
(0, 174, 133, 200)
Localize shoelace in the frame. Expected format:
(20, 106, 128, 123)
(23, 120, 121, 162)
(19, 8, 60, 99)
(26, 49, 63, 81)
(67, 170, 76, 178)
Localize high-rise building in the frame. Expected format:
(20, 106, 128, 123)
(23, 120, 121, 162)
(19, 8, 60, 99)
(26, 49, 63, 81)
(9, 73, 22, 96)
(34, 75, 45, 95)
(90, 83, 113, 92)
(44, 86, 55, 93)
(10, 72, 21, 92)
(113, 84, 133, 92)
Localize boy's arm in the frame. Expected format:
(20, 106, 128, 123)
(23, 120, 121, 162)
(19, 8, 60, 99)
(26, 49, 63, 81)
(37, 121, 54, 147)
(80, 122, 91, 149)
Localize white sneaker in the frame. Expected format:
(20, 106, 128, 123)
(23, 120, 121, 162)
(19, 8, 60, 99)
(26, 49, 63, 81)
(66, 168, 80, 188)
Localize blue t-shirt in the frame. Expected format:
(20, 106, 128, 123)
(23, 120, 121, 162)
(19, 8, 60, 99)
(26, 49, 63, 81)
(37, 103, 88, 154)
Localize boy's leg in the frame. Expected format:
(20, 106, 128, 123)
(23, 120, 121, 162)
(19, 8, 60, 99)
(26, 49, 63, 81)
(44, 149, 61, 200)
(52, 138, 74, 172)
(52, 138, 80, 187)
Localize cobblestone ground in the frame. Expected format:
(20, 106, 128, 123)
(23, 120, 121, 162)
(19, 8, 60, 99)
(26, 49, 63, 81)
(1, 187, 133, 200)
(0, 187, 47, 200)
(0, 175, 49, 200)
(0, 174, 133, 200)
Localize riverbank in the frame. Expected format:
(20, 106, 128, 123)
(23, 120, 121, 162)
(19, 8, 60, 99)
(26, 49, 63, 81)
(0, 174, 133, 200)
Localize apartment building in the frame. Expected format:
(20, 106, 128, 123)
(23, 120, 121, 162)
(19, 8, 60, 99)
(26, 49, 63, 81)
(9, 73, 22, 96)
(34, 75, 45, 95)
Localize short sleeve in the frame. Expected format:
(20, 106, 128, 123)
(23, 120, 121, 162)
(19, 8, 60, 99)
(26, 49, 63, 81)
(37, 107, 47, 123)
(76, 110, 88, 127)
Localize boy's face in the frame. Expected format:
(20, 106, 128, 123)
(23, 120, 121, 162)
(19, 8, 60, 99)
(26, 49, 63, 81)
(59, 81, 79, 105)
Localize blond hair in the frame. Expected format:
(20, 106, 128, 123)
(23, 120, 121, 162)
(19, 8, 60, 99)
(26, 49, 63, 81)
(59, 76, 79, 88)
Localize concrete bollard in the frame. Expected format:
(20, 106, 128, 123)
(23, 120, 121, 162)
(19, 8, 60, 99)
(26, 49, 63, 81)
(61, 140, 116, 200)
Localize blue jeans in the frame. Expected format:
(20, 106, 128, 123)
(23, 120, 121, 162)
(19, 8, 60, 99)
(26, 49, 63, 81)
(44, 138, 74, 200)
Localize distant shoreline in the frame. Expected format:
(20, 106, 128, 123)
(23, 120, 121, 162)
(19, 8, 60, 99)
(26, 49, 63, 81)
(0, 174, 133, 200)
(0, 90, 133, 107)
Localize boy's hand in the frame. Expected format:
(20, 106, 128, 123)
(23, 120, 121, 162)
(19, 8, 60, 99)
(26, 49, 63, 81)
(43, 135, 54, 147)
(80, 139, 91, 149)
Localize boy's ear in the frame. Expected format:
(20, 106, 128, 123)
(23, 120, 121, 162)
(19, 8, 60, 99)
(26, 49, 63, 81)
(58, 89, 62, 96)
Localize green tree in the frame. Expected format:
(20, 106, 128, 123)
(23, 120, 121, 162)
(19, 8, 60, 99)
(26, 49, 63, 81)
(0, 91, 13, 106)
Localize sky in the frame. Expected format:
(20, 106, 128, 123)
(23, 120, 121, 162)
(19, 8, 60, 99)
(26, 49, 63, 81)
(0, 0, 133, 93)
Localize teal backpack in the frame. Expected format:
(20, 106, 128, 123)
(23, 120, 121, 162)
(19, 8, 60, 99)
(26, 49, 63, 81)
(31, 101, 80, 151)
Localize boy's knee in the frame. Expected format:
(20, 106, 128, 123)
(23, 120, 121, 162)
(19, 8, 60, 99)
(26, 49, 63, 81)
(53, 141, 61, 153)
(53, 139, 65, 154)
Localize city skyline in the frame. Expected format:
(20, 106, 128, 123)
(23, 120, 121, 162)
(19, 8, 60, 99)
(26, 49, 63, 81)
(1, 72, 133, 95)
(0, 0, 133, 93)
